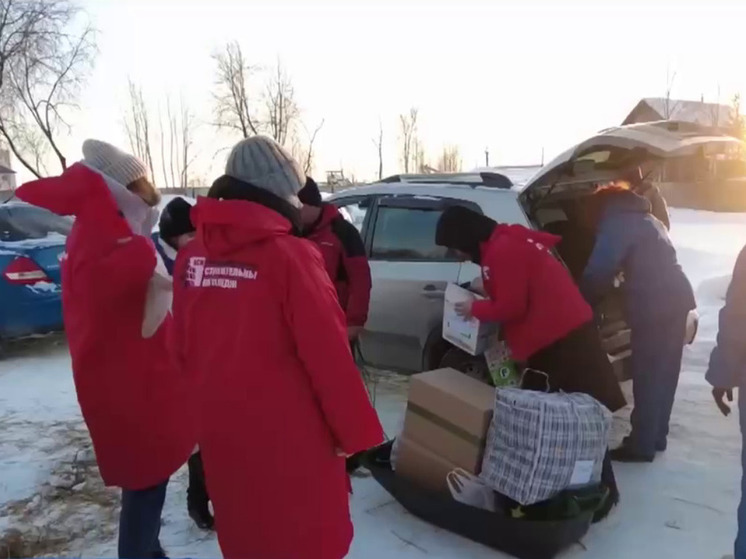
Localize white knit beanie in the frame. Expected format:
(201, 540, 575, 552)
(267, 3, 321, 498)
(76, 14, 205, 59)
(82, 139, 149, 187)
(224, 136, 305, 208)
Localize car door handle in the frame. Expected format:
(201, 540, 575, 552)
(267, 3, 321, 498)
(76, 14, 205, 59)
(422, 284, 445, 299)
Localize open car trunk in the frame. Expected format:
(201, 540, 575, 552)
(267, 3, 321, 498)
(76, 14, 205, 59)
(518, 120, 744, 380)
(525, 191, 633, 379)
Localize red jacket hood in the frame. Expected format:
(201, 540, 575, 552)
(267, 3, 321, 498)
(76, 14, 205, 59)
(191, 197, 294, 257)
(489, 224, 561, 249)
(15, 163, 134, 241)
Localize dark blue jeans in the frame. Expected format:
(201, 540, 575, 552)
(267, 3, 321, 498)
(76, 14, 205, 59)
(628, 310, 689, 458)
(118, 480, 168, 559)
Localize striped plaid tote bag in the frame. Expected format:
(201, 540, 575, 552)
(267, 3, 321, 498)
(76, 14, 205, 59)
(479, 385, 612, 506)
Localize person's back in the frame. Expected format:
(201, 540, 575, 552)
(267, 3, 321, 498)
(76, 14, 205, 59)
(582, 189, 694, 462)
(172, 139, 383, 559)
(583, 190, 694, 324)
(477, 224, 593, 362)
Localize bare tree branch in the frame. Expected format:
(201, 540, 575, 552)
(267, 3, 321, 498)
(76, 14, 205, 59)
(436, 145, 462, 172)
(212, 41, 259, 138)
(0, 0, 96, 176)
(372, 119, 383, 180)
(265, 60, 300, 147)
(167, 95, 176, 186)
(157, 100, 168, 187)
(159, 92, 198, 188)
(291, 118, 324, 176)
(663, 66, 680, 120)
(0, 114, 43, 178)
(123, 79, 156, 185)
(180, 99, 197, 188)
(303, 118, 324, 175)
(399, 107, 418, 173)
(708, 84, 722, 128)
(731, 93, 744, 139)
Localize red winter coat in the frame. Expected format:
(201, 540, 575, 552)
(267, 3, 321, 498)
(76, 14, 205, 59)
(305, 204, 372, 327)
(472, 225, 593, 362)
(16, 164, 195, 490)
(172, 197, 384, 559)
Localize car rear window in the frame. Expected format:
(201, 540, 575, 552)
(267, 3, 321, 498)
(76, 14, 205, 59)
(0, 206, 73, 242)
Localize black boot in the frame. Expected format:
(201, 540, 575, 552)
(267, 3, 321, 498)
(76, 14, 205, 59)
(151, 542, 168, 559)
(345, 452, 363, 474)
(593, 452, 620, 523)
(623, 435, 667, 453)
(609, 443, 655, 463)
(188, 501, 214, 531)
(187, 453, 215, 531)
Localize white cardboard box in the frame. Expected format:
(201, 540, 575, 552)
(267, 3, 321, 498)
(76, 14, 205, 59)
(442, 283, 499, 356)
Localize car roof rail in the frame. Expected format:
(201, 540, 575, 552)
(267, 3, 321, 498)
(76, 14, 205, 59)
(378, 172, 513, 189)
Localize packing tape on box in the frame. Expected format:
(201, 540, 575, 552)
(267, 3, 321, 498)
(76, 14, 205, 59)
(407, 402, 483, 447)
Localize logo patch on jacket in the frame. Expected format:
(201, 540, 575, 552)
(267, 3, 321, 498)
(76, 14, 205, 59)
(185, 257, 258, 289)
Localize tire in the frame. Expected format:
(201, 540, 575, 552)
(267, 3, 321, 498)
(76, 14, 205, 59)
(438, 347, 490, 384)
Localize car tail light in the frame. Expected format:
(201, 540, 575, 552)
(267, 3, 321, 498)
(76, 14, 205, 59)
(2, 256, 50, 285)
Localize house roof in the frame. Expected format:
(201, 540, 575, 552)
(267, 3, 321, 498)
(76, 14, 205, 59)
(624, 97, 737, 128)
(0, 164, 14, 174)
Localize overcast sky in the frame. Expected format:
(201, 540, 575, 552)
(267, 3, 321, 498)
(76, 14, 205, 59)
(13, 0, 746, 184)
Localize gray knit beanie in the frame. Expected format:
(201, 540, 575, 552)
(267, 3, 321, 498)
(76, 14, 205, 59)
(224, 136, 305, 208)
(82, 139, 149, 187)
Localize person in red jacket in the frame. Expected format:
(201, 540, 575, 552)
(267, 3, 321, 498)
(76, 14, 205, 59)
(172, 136, 384, 559)
(297, 177, 374, 474)
(16, 140, 195, 559)
(435, 205, 625, 520)
(298, 177, 372, 342)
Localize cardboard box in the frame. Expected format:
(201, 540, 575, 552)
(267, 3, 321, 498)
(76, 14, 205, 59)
(396, 435, 458, 494)
(442, 283, 498, 356)
(402, 368, 495, 474)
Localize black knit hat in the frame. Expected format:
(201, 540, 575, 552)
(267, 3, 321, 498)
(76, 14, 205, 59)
(159, 197, 195, 243)
(435, 205, 497, 264)
(298, 177, 323, 207)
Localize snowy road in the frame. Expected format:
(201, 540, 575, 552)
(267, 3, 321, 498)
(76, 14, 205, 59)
(2, 208, 746, 558)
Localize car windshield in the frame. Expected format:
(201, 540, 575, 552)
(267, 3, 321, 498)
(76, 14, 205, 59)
(0, 205, 73, 242)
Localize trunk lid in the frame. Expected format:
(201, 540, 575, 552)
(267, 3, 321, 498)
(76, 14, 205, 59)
(519, 120, 744, 202)
(24, 244, 65, 284)
(0, 238, 66, 285)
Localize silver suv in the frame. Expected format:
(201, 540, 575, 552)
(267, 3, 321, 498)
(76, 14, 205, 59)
(330, 121, 734, 379)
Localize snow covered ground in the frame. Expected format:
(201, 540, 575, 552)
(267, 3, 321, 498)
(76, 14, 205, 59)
(2, 208, 746, 558)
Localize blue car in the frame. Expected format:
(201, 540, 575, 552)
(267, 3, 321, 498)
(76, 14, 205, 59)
(0, 202, 71, 339)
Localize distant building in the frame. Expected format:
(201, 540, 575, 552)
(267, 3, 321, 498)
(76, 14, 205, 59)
(622, 97, 739, 135)
(0, 149, 16, 191)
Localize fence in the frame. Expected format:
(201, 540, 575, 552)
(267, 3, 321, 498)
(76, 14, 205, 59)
(659, 179, 746, 212)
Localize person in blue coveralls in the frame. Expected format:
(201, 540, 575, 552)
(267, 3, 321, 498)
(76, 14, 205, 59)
(707, 244, 746, 559)
(580, 184, 695, 463)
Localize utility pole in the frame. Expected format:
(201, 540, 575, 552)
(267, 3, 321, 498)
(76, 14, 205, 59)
(541, 147, 545, 166)
(485, 147, 490, 167)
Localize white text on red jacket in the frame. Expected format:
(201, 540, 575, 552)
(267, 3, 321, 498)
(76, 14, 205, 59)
(185, 257, 258, 289)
